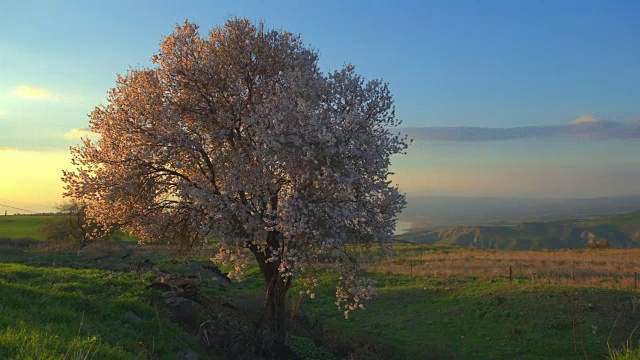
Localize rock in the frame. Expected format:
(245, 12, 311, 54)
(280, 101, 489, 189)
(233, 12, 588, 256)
(205, 264, 232, 283)
(172, 299, 198, 327)
(190, 263, 232, 285)
(180, 349, 200, 360)
(124, 311, 142, 324)
(149, 274, 200, 293)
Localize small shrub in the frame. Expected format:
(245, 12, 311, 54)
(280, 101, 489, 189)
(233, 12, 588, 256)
(0, 237, 43, 248)
(588, 239, 611, 250)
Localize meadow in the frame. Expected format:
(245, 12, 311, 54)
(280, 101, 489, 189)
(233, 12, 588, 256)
(0, 215, 53, 239)
(372, 246, 640, 291)
(1, 215, 640, 359)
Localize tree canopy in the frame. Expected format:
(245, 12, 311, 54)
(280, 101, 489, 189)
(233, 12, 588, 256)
(64, 18, 408, 348)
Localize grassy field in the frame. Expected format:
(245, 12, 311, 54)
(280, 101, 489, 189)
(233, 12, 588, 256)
(295, 248, 640, 359)
(372, 246, 640, 291)
(0, 256, 205, 358)
(2, 232, 640, 358)
(0, 215, 55, 240)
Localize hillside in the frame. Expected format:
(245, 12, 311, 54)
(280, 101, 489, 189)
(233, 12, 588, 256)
(397, 210, 640, 250)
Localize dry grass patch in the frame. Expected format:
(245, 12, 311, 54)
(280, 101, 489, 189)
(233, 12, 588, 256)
(366, 246, 640, 291)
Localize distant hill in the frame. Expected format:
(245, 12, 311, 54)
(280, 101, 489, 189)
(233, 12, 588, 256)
(400, 194, 640, 228)
(396, 210, 640, 250)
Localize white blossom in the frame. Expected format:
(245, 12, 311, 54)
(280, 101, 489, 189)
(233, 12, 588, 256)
(63, 18, 407, 321)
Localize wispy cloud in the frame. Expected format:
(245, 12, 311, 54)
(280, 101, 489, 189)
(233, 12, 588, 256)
(571, 115, 598, 125)
(0, 146, 17, 152)
(13, 85, 90, 105)
(14, 85, 54, 100)
(0, 108, 6, 118)
(404, 116, 640, 142)
(64, 127, 100, 140)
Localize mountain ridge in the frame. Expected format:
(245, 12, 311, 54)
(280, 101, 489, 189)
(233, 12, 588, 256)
(396, 210, 640, 250)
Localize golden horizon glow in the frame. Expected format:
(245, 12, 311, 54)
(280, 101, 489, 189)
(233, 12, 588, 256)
(0, 150, 71, 213)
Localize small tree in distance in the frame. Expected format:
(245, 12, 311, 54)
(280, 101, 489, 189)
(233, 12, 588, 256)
(63, 18, 408, 355)
(39, 201, 109, 249)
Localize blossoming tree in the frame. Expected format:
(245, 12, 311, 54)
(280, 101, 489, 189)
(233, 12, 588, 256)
(64, 18, 407, 350)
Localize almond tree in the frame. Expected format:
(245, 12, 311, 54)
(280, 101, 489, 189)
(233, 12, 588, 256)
(64, 18, 407, 353)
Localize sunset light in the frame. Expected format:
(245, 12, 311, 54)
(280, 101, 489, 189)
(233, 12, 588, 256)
(2, 2, 640, 359)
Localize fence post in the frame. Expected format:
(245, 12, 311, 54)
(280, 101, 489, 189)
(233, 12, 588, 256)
(509, 266, 512, 282)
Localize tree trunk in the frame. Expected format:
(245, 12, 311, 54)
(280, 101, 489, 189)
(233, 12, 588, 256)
(251, 231, 296, 359)
(262, 260, 290, 351)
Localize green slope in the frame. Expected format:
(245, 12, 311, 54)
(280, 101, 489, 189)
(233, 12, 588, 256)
(0, 215, 56, 239)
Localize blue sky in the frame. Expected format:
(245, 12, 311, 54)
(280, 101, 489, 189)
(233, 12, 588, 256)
(1, 0, 639, 212)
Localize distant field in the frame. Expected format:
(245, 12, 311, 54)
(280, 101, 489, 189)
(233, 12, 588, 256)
(0, 215, 56, 239)
(301, 245, 640, 359)
(373, 245, 640, 291)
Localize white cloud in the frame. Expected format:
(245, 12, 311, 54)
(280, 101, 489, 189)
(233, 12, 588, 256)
(14, 85, 54, 100)
(12, 85, 91, 105)
(0, 146, 17, 151)
(64, 127, 100, 140)
(0, 108, 6, 118)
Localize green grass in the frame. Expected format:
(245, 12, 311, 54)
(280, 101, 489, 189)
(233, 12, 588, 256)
(0, 261, 204, 359)
(296, 266, 640, 359)
(0, 215, 55, 239)
(608, 343, 640, 360)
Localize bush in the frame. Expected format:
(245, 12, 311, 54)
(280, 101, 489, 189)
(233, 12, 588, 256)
(0, 237, 43, 248)
(588, 239, 611, 250)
